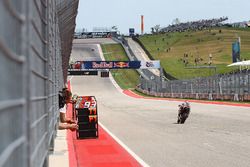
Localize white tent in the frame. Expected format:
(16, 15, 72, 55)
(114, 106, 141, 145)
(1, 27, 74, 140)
(227, 60, 250, 67)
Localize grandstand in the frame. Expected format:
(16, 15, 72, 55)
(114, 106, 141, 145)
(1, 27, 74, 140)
(160, 17, 228, 33)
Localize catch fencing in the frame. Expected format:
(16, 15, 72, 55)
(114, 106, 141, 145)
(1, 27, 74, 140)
(0, 0, 78, 167)
(115, 37, 250, 101)
(137, 70, 250, 101)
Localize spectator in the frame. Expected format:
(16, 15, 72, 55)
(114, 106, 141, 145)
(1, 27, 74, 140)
(58, 88, 78, 131)
(160, 17, 228, 33)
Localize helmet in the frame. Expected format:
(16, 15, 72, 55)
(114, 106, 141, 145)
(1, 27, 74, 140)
(184, 101, 190, 108)
(179, 101, 190, 108)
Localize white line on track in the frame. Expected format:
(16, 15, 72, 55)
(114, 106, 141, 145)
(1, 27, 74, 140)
(99, 122, 150, 167)
(68, 73, 147, 166)
(69, 45, 149, 166)
(97, 44, 124, 94)
(68, 76, 74, 82)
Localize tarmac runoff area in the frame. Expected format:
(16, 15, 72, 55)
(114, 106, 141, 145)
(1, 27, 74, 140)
(50, 39, 250, 167)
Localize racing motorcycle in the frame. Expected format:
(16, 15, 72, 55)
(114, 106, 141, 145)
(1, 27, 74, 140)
(177, 102, 190, 124)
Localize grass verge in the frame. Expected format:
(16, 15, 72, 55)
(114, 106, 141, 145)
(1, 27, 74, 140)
(101, 43, 139, 89)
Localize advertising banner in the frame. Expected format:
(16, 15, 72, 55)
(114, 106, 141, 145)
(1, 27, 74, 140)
(140, 60, 160, 69)
(129, 28, 135, 36)
(68, 60, 161, 70)
(232, 41, 240, 63)
(69, 61, 141, 69)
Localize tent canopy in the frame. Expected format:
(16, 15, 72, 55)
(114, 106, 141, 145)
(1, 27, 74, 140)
(227, 60, 250, 67)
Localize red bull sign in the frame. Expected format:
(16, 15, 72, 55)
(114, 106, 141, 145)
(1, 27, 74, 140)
(70, 61, 141, 69)
(114, 62, 130, 68)
(68, 60, 160, 70)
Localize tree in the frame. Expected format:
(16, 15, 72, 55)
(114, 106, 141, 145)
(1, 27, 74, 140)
(154, 25, 161, 33)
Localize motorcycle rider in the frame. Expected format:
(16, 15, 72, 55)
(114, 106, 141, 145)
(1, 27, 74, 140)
(177, 101, 190, 124)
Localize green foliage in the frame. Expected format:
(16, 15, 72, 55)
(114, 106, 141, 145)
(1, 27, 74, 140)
(139, 28, 250, 79)
(101, 44, 139, 89)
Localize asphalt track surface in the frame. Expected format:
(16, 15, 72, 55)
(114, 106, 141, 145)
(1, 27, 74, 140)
(127, 38, 160, 76)
(70, 39, 250, 167)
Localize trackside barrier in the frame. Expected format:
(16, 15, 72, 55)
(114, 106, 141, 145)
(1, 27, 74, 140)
(136, 70, 250, 101)
(126, 37, 250, 102)
(0, 0, 78, 166)
(118, 35, 249, 102)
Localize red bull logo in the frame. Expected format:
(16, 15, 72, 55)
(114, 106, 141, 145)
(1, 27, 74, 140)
(114, 62, 129, 68)
(92, 62, 113, 69)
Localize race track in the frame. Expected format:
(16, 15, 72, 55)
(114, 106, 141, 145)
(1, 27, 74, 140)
(70, 40, 250, 167)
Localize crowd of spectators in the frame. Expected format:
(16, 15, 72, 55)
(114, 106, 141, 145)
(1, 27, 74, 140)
(160, 17, 228, 33)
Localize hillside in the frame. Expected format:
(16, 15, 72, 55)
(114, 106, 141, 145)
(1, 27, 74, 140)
(139, 28, 250, 79)
(101, 44, 139, 89)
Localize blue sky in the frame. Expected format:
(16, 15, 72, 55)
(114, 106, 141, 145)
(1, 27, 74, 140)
(76, 0, 250, 34)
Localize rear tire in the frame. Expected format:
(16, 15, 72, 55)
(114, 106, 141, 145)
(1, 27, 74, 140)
(180, 118, 186, 124)
(177, 118, 180, 124)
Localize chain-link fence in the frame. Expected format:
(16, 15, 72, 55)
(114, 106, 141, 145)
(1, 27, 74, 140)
(113, 36, 250, 102)
(0, 1, 78, 167)
(138, 70, 250, 101)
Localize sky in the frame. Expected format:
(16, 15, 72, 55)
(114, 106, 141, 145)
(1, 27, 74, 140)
(76, 0, 250, 34)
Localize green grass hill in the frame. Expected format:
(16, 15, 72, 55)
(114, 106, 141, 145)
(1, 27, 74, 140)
(139, 28, 250, 79)
(101, 44, 139, 89)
